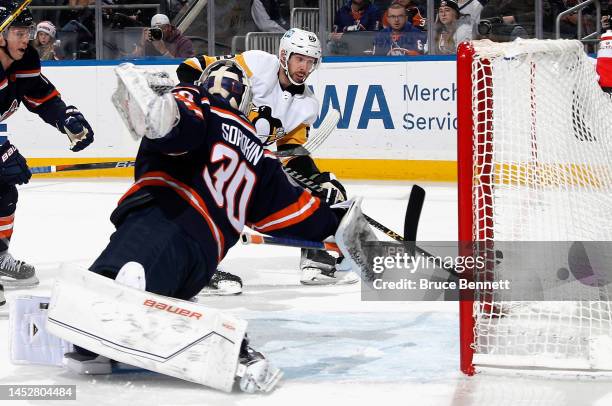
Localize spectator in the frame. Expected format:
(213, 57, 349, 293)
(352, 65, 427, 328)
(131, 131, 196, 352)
(32, 21, 63, 60)
(434, 0, 471, 54)
(547, 0, 597, 39)
(458, 0, 488, 37)
(373, 3, 427, 55)
(381, 0, 427, 31)
(333, 0, 381, 34)
(132, 13, 194, 58)
(603, 0, 612, 32)
(251, 0, 289, 32)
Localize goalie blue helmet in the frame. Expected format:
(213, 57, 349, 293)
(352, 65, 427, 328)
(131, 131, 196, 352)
(197, 60, 252, 114)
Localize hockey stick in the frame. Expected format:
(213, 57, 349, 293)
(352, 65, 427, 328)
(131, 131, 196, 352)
(0, 0, 32, 33)
(304, 109, 340, 152)
(282, 167, 461, 277)
(282, 166, 424, 242)
(274, 109, 340, 158)
(30, 160, 135, 175)
(240, 233, 340, 253)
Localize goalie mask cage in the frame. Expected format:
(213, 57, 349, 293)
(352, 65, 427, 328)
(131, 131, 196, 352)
(457, 39, 612, 375)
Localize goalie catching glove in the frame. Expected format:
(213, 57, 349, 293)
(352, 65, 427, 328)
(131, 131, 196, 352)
(0, 141, 31, 185)
(61, 106, 94, 152)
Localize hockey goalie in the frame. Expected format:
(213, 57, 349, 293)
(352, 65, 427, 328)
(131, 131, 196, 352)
(14, 60, 377, 393)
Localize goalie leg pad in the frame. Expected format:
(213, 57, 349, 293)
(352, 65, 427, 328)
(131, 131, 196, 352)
(46, 264, 248, 392)
(334, 197, 380, 280)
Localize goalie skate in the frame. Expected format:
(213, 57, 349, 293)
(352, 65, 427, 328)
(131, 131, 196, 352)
(64, 351, 112, 375)
(198, 269, 243, 296)
(0, 251, 38, 289)
(236, 340, 282, 393)
(300, 249, 359, 285)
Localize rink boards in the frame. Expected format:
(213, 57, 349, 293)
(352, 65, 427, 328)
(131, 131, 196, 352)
(8, 56, 457, 181)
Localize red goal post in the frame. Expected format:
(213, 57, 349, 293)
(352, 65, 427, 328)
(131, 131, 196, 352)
(456, 38, 612, 376)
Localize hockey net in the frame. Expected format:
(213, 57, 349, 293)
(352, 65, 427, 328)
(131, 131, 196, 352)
(457, 39, 612, 375)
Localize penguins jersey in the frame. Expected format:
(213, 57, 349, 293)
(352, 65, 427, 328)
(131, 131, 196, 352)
(113, 84, 339, 273)
(177, 50, 319, 147)
(0, 44, 67, 126)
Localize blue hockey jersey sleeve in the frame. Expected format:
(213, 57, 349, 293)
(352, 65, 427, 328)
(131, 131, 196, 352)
(247, 152, 340, 242)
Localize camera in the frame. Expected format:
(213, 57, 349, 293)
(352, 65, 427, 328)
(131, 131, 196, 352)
(477, 17, 504, 36)
(148, 27, 163, 41)
(478, 16, 527, 42)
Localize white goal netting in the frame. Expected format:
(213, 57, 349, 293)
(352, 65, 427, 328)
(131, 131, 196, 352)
(465, 39, 612, 371)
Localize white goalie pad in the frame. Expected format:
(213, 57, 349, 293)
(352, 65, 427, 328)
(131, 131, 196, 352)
(46, 265, 248, 393)
(9, 296, 73, 366)
(334, 197, 380, 280)
(112, 63, 179, 141)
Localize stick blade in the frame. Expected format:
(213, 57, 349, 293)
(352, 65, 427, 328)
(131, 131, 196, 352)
(404, 185, 425, 242)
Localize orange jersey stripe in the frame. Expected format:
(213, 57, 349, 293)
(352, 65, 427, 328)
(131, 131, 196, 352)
(23, 89, 59, 107)
(174, 93, 204, 119)
(15, 69, 41, 75)
(209, 106, 256, 134)
(119, 171, 225, 261)
(251, 190, 321, 233)
(0, 214, 15, 226)
(0, 228, 13, 239)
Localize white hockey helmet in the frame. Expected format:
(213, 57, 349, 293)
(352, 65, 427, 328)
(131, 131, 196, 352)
(197, 59, 252, 114)
(278, 28, 321, 86)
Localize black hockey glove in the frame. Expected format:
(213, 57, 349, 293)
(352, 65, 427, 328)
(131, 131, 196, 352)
(0, 141, 31, 185)
(310, 172, 347, 205)
(62, 106, 94, 152)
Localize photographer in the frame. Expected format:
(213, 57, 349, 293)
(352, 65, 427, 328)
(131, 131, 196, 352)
(132, 14, 194, 58)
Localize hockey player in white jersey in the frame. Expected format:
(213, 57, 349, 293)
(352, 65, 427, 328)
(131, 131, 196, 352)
(177, 28, 357, 287)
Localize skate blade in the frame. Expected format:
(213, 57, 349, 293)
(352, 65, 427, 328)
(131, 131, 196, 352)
(300, 272, 360, 286)
(260, 368, 283, 393)
(64, 355, 112, 375)
(197, 281, 242, 296)
(197, 287, 242, 296)
(1, 275, 39, 289)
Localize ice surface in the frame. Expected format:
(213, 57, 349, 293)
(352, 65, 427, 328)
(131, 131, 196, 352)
(1, 180, 610, 405)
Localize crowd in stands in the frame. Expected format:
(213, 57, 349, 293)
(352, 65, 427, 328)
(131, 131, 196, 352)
(328, 0, 612, 56)
(25, 0, 612, 60)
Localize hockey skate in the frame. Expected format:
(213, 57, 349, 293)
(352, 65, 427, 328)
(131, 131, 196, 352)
(236, 338, 282, 393)
(300, 248, 359, 285)
(0, 251, 38, 289)
(198, 269, 243, 296)
(64, 349, 112, 375)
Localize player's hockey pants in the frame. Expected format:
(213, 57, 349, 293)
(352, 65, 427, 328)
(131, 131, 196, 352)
(89, 204, 213, 300)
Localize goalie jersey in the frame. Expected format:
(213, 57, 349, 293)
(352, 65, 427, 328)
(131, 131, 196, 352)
(177, 51, 318, 146)
(0, 44, 67, 125)
(112, 84, 339, 273)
